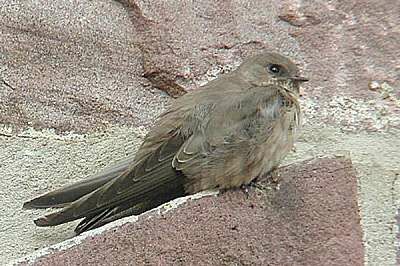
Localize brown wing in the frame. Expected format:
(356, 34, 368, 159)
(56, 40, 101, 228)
(27, 99, 193, 232)
(34, 129, 186, 233)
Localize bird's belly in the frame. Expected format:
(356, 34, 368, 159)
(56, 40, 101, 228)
(192, 110, 300, 191)
(250, 109, 300, 180)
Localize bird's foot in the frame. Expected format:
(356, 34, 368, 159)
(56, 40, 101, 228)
(250, 168, 282, 192)
(269, 168, 281, 183)
(240, 184, 253, 199)
(240, 184, 251, 198)
(240, 179, 264, 198)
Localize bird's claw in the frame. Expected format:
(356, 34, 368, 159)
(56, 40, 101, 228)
(240, 179, 264, 198)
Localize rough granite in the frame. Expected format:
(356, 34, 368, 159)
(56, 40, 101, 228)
(26, 157, 364, 266)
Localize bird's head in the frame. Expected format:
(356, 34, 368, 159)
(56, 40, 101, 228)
(237, 52, 308, 94)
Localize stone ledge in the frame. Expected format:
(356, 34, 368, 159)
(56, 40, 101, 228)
(16, 156, 364, 265)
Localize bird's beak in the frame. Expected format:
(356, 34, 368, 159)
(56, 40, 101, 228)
(290, 76, 309, 82)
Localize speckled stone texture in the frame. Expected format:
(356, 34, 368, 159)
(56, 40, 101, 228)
(29, 157, 363, 266)
(0, 0, 170, 134)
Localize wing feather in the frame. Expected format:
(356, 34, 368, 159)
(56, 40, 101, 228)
(34, 131, 186, 227)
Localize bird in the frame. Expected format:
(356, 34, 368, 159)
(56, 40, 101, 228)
(23, 52, 308, 234)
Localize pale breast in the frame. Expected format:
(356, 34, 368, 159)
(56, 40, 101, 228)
(187, 91, 301, 191)
(249, 106, 301, 181)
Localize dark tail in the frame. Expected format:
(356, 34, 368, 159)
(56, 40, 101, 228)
(23, 156, 135, 209)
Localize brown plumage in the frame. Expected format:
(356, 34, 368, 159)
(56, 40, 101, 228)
(23, 52, 308, 234)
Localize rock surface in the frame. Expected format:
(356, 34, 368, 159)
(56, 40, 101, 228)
(22, 157, 364, 266)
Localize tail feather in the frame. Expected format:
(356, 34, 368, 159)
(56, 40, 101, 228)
(23, 156, 135, 209)
(74, 208, 117, 234)
(32, 170, 186, 234)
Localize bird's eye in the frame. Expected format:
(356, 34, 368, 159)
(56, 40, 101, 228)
(268, 64, 281, 74)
